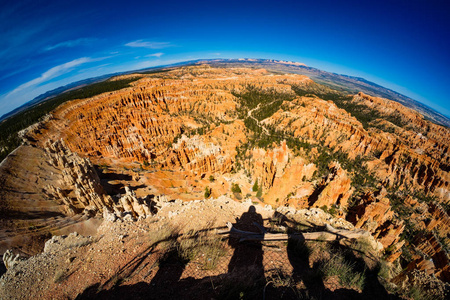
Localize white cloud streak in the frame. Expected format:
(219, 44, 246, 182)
(125, 40, 172, 49)
(43, 38, 97, 51)
(6, 57, 100, 97)
(146, 52, 164, 58)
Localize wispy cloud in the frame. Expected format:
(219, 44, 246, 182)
(43, 38, 97, 51)
(6, 57, 103, 97)
(146, 52, 164, 58)
(125, 40, 172, 49)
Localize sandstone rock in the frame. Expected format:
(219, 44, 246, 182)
(347, 191, 404, 253)
(412, 232, 450, 282)
(164, 135, 232, 174)
(102, 207, 117, 222)
(43, 139, 113, 213)
(311, 161, 354, 211)
(251, 141, 290, 190)
(118, 187, 153, 219)
(392, 269, 450, 299)
(2, 250, 22, 270)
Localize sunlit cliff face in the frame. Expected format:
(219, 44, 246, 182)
(1, 65, 449, 281)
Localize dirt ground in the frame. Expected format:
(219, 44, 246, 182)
(0, 197, 400, 300)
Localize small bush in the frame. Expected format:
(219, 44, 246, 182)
(178, 232, 226, 270)
(231, 183, 241, 193)
(208, 175, 215, 182)
(319, 253, 365, 290)
(256, 186, 263, 198)
(328, 206, 337, 216)
(377, 259, 391, 280)
(252, 179, 259, 192)
(199, 238, 227, 270)
(352, 236, 374, 255)
(265, 269, 302, 298)
(204, 186, 212, 198)
(407, 285, 435, 300)
(149, 223, 179, 251)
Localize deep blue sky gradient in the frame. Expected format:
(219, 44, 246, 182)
(0, 0, 449, 117)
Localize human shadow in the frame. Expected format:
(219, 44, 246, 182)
(146, 239, 190, 297)
(274, 211, 401, 300)
(75, 208, 402, 300)
(76, 237, 194, 300)
(287, 236, 328, 299)
(75, 225, 236, 300)
(225, 205, 266, 297)
(228, 206, 264, 273)
(341, 247, 402, 300)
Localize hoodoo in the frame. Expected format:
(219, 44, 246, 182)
(1, 63, 449, 299)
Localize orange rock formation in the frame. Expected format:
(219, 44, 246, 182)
(1, 65, 449, 283)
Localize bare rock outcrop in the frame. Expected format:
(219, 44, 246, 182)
(411, 232, 450, 282)
(310, 161, 354, 211)
(118, 186, 153, 219)
(164, 135, 233, 174)
(264, 91, 450, 203)
(250, 141, 292, 191)
(347, 191, 404, 258)
(426, 203, 450, 235)
(378, 147, 450, 199)
(392, 269, 450, 299)
(43, 139, 113, 213)
(2, 250, 23, 270)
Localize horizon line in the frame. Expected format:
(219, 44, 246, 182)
(1, 57, 449, 123)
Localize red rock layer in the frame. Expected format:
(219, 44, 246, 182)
(5, 65, 449, 273)
(411, 233, 450, 282)
(264, 93, 450, 203)
(347, 191, 404, 257)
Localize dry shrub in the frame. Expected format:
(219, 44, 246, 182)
(178, 230, 227, 270)
(319, 253, 366, 290)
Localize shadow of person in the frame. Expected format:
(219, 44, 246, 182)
(342, 247, 402, 300)
(76, 238, 191, 300)
(227, 205, 265, 280)
(286, 231, 401, 300)
(147, 240, 190, 298)
(287, 234, 328, 299)
(282, 211, 355, 299)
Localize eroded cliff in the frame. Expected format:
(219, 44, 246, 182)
(1, 65, 449, 287)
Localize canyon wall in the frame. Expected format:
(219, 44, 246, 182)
(2, 65, 449, 280)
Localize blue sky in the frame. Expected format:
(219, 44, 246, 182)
(0, 0, 449, 117)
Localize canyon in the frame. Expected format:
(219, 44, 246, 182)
(0, 63, 449, 297)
